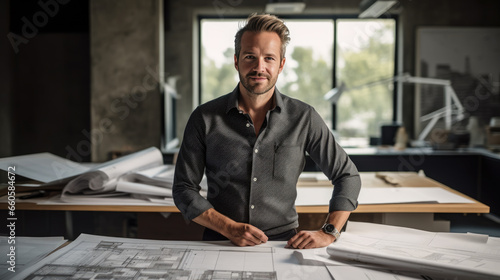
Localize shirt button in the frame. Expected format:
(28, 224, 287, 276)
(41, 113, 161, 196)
(251, 205, 255, 209)
(253, 177, 257, 182)
(246, 123, 250, 127)
(254, 149, 258, 153)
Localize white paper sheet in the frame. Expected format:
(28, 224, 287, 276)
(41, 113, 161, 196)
(10, 234, 280, 280)
(326, 221, 500, 279)
(115, 181, 173, 197)
(38, 193, 176, 206)
(326, 266, 423, 280)
(358, 187, 474, 204)
(62, 147, 163, 197)
(0, 236, 66, 279)
(295, 186, 474, 206)
(0, 153, 89, 184)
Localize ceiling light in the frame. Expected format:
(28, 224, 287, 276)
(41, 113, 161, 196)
(359, 0, 398, 18)
(265, 2, 306, 14)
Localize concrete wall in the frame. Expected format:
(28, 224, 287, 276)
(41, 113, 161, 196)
(90, 0, 163, 162)
(0, 0, 12, 157)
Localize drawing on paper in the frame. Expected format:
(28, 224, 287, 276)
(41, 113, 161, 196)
(21, 238, 277, 280)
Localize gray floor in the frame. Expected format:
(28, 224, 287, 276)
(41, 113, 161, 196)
(435, 213, 500, 237)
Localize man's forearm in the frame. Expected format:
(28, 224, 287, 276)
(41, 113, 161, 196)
(192, 208, 268, 246)
(192, 208, 235, 238)
(286, 210, 351, 249)
(325, 210, 351, 233)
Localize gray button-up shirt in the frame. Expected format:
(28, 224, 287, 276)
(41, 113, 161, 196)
(173, 86, 361, 236)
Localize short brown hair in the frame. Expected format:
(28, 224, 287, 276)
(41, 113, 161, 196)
(234, 13, 290, 60)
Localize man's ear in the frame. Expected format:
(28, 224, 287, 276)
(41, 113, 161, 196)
(278, 57, 286, 74)
(234, 54, 239, 71)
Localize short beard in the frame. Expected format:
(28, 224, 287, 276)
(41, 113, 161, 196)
(239, 71, 277, 96)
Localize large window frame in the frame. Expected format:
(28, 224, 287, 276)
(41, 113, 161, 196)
(197, 14, 399, 145)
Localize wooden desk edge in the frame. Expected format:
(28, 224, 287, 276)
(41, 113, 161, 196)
(6, 173, 489, 214)
(10, 203, 180, 212)
(11, 201, 489, 214)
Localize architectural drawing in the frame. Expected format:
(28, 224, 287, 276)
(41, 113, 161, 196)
(15, 234, 277, 280)
(327, 221, 500, 279)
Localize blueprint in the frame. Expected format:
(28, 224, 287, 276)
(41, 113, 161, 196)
(326, 222, 500, 279)
(11, 234, 280, 280)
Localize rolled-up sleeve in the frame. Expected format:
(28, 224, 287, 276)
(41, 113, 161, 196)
(173, 108, 213, 220)
(305, 107, 361, 212)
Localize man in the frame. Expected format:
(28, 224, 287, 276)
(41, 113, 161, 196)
(173, 14, 361, 249)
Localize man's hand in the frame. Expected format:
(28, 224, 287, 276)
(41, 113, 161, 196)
(286, 210, 350, 249)
(192, 208, 268, 247)
(286, 230, 335, 249)
(226, 222, 269, 246)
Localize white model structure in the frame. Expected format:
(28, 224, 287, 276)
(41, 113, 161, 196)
(325, 73, 466, 142)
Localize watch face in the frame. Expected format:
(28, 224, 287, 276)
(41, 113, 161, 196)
(325, 224, 335, 233)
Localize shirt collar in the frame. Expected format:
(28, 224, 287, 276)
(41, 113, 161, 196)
(225, 84, 284, 114)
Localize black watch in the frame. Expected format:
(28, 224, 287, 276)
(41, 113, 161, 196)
(322, 223, 341, 241)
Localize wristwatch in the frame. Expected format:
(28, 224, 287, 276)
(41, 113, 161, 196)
(321, 223, 341, 241)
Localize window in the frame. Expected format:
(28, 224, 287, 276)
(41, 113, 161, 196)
(336, 19, 396, 147)
(199, 16, 396, 147)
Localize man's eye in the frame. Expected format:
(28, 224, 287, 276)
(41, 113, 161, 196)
(266, 57, 275, 61)
(245, 55, 255, 59)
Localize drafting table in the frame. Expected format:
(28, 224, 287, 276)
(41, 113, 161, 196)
(5, 172, 489, 234)
(295, 172, 489, 232)
(9, 172, 488, 212)
(10, 222, 500, 280)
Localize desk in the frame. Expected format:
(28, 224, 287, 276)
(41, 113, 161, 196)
(342, 147, 500, 215)
(5, 172, 488, 237)
(297, 172, 489, 214)
(9, 232, 433, 280)
(11, 223, 500, 280)
(296, 172, 489, 232)
(10, 172, 488, 213)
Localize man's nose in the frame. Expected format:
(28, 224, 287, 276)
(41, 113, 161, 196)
(253, 57, 265, 72)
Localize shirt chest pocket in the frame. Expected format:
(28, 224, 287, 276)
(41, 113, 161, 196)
(273, 144, 304, 181)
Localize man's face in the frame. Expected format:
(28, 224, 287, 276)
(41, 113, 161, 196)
(235, 31, 286, 96)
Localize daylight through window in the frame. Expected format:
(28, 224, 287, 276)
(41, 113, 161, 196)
(200, 17, 396, 147)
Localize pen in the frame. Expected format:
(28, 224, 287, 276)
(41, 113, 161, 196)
(18, 190, 46, 200)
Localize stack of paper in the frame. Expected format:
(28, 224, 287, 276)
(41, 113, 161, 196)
(60, 147, 171, 204)
(0, 153, 91, 196)
(324, 222, 500, 279)
(0, 147, 206, 206)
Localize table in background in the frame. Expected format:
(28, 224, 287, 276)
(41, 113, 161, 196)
(2, 172, 489, 239)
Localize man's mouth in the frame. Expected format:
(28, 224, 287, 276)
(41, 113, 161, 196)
(248, 75, 269, 81)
